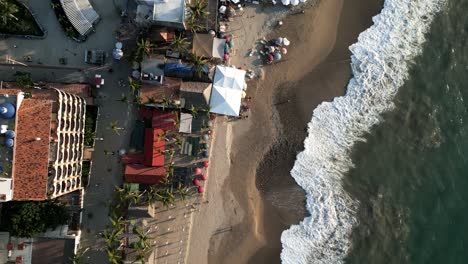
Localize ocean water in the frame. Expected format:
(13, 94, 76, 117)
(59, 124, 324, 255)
(280, 0, 449, 263)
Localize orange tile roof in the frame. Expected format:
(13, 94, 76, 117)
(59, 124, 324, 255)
(12, 99, 53, 200)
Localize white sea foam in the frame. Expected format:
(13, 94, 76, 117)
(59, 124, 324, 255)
(280, 1, 444, 263)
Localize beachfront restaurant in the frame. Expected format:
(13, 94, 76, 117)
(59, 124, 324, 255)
(209, 65, 246, 117)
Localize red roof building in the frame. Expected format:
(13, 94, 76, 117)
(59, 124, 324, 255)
(0, 84, 88, 201)
(124, 164, 166, 185)
(143, 128, 165, 167)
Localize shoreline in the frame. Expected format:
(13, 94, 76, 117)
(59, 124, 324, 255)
(187, 0, 383, 263)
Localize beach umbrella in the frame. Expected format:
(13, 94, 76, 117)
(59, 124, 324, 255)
(200, 173, 208, 180)
(203, 161, 209, 168)
(193, 179, 201, 186)
(225, 35, 231, 42)
(281, 0, 290, 5)
(113, 49, 123, 60)
(219, 5, 227, 14)
(5, 130, 15, 138)
(207, 121, 213, 127)
(115, 42, 123, 49)
(274, 52, 282, 61)
(219, 25, 226, 32)
(268, 46, 275, 53)
(283, 38, 290, 46)
(223, 53, 230, 61)
(267, 54, 274, 63)
(5, 138, 13, 147)
(194, 167, 202, 175)
(197, 186, 205, 193)
(203, 134, 210, 141)
(291, 0, 299, 5)
(202, 151, 209, 158)
(203, 143, 209, 149)
(207, 130, 213, 135)
(0, 103, 15, 119)
(273, 38, 283, 46)
(281, 48, 288, 54)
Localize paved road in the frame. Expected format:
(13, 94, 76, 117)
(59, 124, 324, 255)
(0, 0, 135, 263)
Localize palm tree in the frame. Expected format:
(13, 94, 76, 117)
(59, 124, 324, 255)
(110, 213, 127, 230)
(185, 15, 205, 33)
(69, 247, 89, 264)
(0, 1, 19, 26)
(190, 53, 208, 79)
(188, 105, 199, 119)
(170, 35, 190, 53)
(189, 0, 209, 21)
(103, 228, 123, 249)
(145, 185, 160, 205)
(115, 185, 141, 207)
(109, 121, 124, 135)
(160, 95, 171, 111)
(134, 38, 152, 63)
(176, 183, 191, 201)
(128, 77, 141, 94)
(117, 94, 128, 103)
(147, 96, 157, 104)
(106, 248, 122, 264)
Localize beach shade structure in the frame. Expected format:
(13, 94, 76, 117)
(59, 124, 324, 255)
(291, 0, 299, 5)
(203, 160, 209, 168)
(193, 178, 201, 186)
(283, 38, 290, 46)
(203, 134, 210, 141)
(281, 0, 290, 5)
(0, 103, 15, 119)
(200, 173, 208, 180)
(281, 48, 288, 54)
(5, 130, 15, 138)
(209, 65, 246, 117)
(197, 186, 205, 193)
(194, 167, 202, 175)
(202, 151, 209, 158)
(5, 138, 13, 147)
(274, 52, 282, 61)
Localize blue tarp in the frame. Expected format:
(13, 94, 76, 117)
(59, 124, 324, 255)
(164, 63, 210, 80)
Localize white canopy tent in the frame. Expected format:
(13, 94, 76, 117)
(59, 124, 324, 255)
(209, 66, 246, 117)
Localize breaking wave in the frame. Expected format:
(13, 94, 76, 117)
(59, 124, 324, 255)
(280, 0, 444, 263)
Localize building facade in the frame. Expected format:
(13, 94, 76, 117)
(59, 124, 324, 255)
(0, 86, 87, 201)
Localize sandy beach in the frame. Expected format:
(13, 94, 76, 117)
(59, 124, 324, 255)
(187, 0, 383, 263)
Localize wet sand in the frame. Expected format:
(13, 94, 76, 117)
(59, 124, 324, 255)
(187, 0, 383, 263)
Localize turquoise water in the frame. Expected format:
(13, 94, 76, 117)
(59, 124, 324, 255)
(344, 1, 468, 263)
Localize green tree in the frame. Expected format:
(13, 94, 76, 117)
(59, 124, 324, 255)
(0, 0, 19, 26)
(106, 248, 122, 264)
(189, 0, 209, 21)
(134, 38, 152, 63)
(170, 35, 190, 53)
(128, 77, 141, 94)
(15, 72, 34, 88)
(190, 53, 208, 79)
(1, 200, 69, 237)
(69, 247, 89, 264)
(185, 15, 205, 33)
